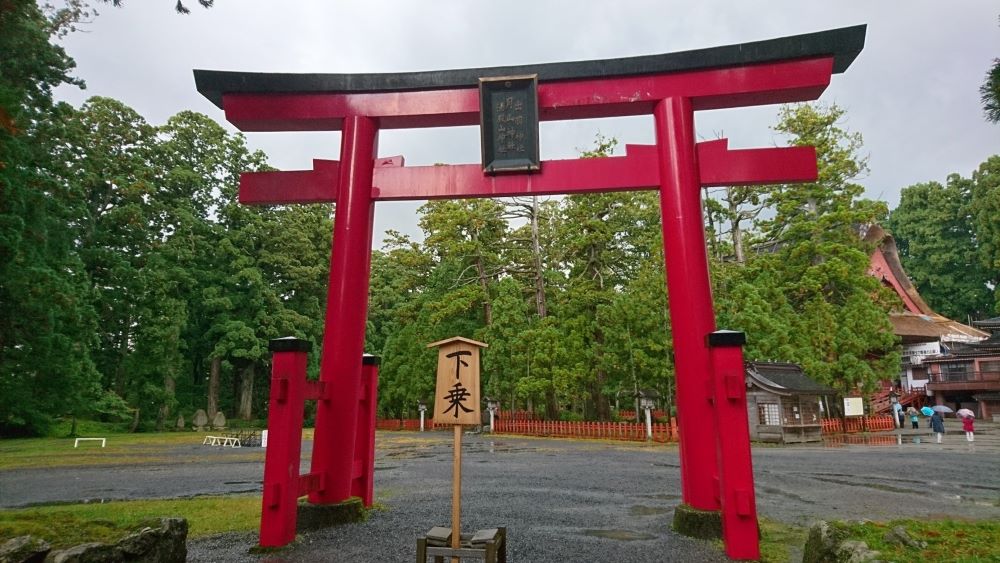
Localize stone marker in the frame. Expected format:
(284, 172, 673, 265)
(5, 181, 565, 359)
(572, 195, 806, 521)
(192, 409, 209, 431)
(0, 535, 51, 563)
(175, 414, 185, 431)
(44, 517, 187, 563)
(212, 411, 226, 430)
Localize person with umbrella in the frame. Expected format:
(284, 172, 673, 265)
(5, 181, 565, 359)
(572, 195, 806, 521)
(957, 408, 975, 442)
(922, 406, 945, 443)
(907, 406, 920, 429)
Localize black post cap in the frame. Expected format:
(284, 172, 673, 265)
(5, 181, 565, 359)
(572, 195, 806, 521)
(706, 330, 746, 347)
(362, 354, 381, 366)
(269, 337, 312, 353)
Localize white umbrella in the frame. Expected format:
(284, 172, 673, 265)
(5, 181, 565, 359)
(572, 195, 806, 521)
(956, 408, 975, 419)
(931, 405, 954, 414)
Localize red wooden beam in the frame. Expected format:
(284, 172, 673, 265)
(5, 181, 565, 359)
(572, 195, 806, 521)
(240, 156, 404, 206)
(240, 159, 339, 205)
(696, 139, 817, 186)
(629, 139, 818, 187)
(239, 140, 817, 205)
(222, 58, 833, 132)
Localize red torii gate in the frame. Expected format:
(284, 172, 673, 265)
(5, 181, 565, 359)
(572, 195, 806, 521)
(195, 25, 865, 559)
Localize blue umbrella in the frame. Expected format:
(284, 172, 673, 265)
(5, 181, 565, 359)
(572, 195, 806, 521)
(920, 406, 934, 416)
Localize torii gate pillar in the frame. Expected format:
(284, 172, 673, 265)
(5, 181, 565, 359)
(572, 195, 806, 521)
(309, 116, 379, 504)
(655, 96, 718, 507)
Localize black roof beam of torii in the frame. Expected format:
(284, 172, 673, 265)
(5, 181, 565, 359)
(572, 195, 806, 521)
(194, 25, 866, 108)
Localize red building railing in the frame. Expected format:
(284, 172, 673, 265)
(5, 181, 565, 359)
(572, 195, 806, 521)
(820, 415, 895, 434)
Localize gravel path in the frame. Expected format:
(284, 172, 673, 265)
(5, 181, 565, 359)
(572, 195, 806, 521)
(2, 424, 998, 562)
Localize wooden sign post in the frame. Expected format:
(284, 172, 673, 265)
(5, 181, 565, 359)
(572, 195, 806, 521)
(428, 337, 488, 561)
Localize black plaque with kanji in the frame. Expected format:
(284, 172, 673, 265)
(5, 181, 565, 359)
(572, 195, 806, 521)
(479, 75, 540, 174)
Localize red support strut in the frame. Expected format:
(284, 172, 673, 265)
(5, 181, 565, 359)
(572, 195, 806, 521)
(260, 338, 381, 547)
(260, 338, 311, 547)
(351, 355, 380, 506)
(708, 330, 760, 560)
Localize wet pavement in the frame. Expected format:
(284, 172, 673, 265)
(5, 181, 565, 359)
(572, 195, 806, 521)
(1, 419, 998, 561)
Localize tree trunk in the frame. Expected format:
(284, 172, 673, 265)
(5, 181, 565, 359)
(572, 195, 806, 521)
(129, 408, 140, 433)
(157, 374, 175, 431)
(238, 363, 255, 420)
(545, 386, 558, 420)
(207, 356, 221, 420)
(475, 256, 493, 326)
(728, 188, 745, 264)
(531, 196, 548, 318)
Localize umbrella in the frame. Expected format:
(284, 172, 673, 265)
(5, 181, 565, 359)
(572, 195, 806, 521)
(957, 408, 975, 419)
(920, 406, 934, 416)
(932, 405, 954, 414)
(906, 407, 919, 416)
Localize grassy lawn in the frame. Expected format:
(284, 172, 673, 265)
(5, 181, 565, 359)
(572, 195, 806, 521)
(0, 432, 265, 471)
(756, 517, 1000, 562)
(831, 519, 1000, 562)
(0, 496, 262, 550)
(758, 518, 808, 562)
(0, 421, 306, 470)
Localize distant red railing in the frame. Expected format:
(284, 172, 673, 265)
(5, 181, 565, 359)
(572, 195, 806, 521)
(375, 418, 437, 431)
(821, 415, 895, 434)
(496, 410, 539, 421)
(374, 417, 679, 442)
(493, 419, 678, 443)
(617, 409, 668, 420)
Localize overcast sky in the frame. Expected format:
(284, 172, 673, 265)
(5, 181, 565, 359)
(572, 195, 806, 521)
(53, 1, 998, 247)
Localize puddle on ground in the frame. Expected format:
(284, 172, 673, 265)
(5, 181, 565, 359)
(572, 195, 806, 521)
(374, 465, 398, 471)
(761, 486, 816, 505)
(811, 476, 918, 495)
(382, 451, 438, 460)
(636, 493, 681, 501)
(582, 529, 657, 541)
(629, 505, 671, 516)
(822, 435, 902, 448)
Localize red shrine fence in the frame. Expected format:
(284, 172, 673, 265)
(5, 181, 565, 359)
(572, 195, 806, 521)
(372, 415, 894, 441)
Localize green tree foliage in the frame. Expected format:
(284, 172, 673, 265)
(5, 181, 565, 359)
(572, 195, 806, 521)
(984, 59, 1000, 124)
(887, 177, 993, 320)
(716, 104, 900, 395)
(981, 16, 1000, 124)
(969, 156, 1000, 313)
(0, 0, 100, 435)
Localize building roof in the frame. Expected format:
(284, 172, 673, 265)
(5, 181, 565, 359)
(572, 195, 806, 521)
(973, 317, 1000, 331)
(889, 312, 989, 344)
(746, 361, 837, 396)
(865, 225, 988, 343)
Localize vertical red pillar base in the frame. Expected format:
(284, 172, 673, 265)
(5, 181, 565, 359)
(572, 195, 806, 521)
(259, 338, 311, 548)
(708, 330, 760, 560)
(351, 355, 379, 506)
